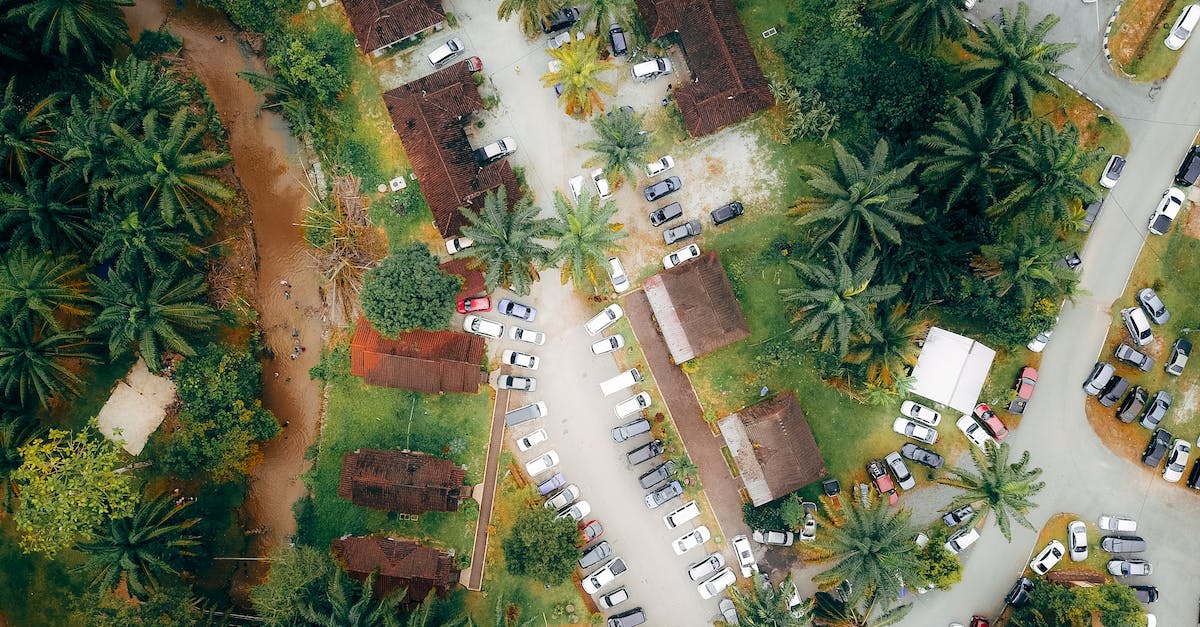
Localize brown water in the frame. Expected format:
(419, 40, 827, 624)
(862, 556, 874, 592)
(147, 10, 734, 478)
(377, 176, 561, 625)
(124, 0, 326, 599)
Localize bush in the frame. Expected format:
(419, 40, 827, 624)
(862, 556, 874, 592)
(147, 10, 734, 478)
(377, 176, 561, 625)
(132, 29, 182, 58)
(742, 500, 785, 530)
(201, 0, 302, 33)
(360, 243, 464, 335)
(502, 508, 582, 584)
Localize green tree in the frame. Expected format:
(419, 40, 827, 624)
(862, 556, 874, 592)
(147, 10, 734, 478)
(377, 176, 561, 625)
(992, 120, 1103, 228)
(75, 493, 201, 599)
(60, 94, 121, 185)
(90, 205, 201, 277)
(298, 570, 404, 627)
(542, 36, 616, 118)
(360, 243, 463, 336)
(497, 0, 564, 37)
(792, 139, 922, 252)
(0, 166, 94, 252)
(89, 57, 187, 127)
(458, 188, 557, 296)
(578, 0, 636, 33)
(810, 591, 912, 627)
(0, 321, 95, 410)
(0, 249, 91, 332)
(88, 265, 219, 373)
(779, 494, 804, 530)
(959, 2, 1075, 112)
(108, 108, 234, 235)
(809, 496, 923, 607)
(882, 221, 974, 305)
(68, 585, 206, 626)
(5, 0, 133, 64)
(843, 302, 927, 388)
(727, 571, 810, 627)
(502, 507, 582, 585)
(970, 232, 1078, 308)
(781, 245, 900, 358)
(548, 189, 626, 294)
(917, 93, 1018, 208)
(0, 417, 45, 513)
(262, 19, 356, 107)
(0, 79, 58, 180)
(14, 426, 138, 555)
(870, 0, 967, 53)
(581, 105, 650, 187)
(250, 546, 337, 625)
(1008, 580, 1144, 627)
(938, 441, 1045, 541)
(912, 525, 962, 591)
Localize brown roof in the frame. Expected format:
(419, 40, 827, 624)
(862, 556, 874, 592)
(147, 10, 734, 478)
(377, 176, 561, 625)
(634, 0, 774, 136)
(350, 317, 485, 393)
(338, 449, 467, 513)
(383, 61, 522, 238)
(438, 258, 485, 301)
(342, 0, 445, 53)
(331, 535, 458, 602)
(642, 251, 750, 363)
(718, 392, 827, 506)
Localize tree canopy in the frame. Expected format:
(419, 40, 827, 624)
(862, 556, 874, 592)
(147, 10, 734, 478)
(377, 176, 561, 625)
(502, 507, 582, 584)
(360, 243, 464, 336)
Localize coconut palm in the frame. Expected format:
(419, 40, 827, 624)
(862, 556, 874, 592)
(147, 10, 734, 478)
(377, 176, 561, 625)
(542, 36, 616, 118)
(60, 95, 120, 186)
(0, 417, 45, 513)
(581, 105, 650, 187)
(959, 2, 1075, 112)
(578, 0, 636, 34)
(992, 120, 1102, 228)
(0, 249, 91, 332)
(5, 0, 133, 65)
(107, 108, 234, 235)
(938, 441, 1045, 541)
(74, 493, 200, 600)
(0, 79, 58, 180)
(458, 188, 558, 296)
(809, 496, 924, 607)
(781, 245, 900, 358)
(88, 264, 219, 373)
(0, 165, 93, 252)
(843, 303, 927, 388)
(548, 189, 626, 294)
(970, 232, 1078, 307)
(497, 0, 564, 37)
(810, 591, 912, 627)
(90, 205, 200, 277)
(89, 57, 186, 127)
(917, 93, 1019, 209)
(870, 0, 968, 52)
(792, 139, 922, 253)
(298, 569, 405, 627)
(880, 221, 974, 305)
(0, 320, 95, 409)
(727, 572, 810, 627)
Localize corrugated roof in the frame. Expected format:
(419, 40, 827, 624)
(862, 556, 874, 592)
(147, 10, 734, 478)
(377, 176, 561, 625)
(331, 535, 458, 602)
(350, 317, 485, 393)
(341, 0, 445, 53)
(718, 392, 828, 506)
(338, 449, 467, 514)
(643, 251, 749, 363)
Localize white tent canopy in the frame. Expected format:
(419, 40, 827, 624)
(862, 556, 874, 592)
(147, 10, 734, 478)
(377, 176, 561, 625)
(909, 327, 996, 414)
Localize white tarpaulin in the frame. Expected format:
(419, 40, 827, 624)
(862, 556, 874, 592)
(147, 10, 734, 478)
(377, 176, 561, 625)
(909, 327, 996, 414)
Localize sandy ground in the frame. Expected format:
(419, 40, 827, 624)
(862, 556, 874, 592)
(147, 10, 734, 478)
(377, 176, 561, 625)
(95, 359, 177, 455)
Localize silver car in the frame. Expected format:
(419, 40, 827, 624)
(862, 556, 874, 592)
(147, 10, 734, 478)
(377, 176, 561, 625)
(686, 553, 725, 581)
(884, 451, 916, 490)
(1121, 307, 1154, 346)
(1083, 362, 1115, 395)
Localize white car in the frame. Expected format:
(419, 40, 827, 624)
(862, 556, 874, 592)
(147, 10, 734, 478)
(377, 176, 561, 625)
(1100, 155, 1126, 189)
(1097, 514, 1137, 533)
(544, 484, 580, 510)
(900, 400, 941, 427)
(686, 553, 726, 582)
(1027, 327, 1053, 352)
(646, 155, 675, 177)
(524, 450, 559, 476)
(1067, 520, 1088, 562)
(944, 527, 980, 554)
(955, 414, 995, 451)
(585, 304, 623, 336)
(582, 557, 627, 594)
(1030, 539, 1065, 575)
(663, 243, 701, 269)
(568, 175, 584, 202)
(1148, 187, 1186, 235)
(445, 236, 473, 254)
(614, 392, 651, 419)
(731, 534, 757, 577)
(1165, 4, 1200, 50)
(502, 349, 540, 370)
(515, 428, 547, 452)
(474, 136, 516, 164)
(663, 501, 701, 529)
(631, 57, 672, 79)
(591, 168, 612, 200)
(893, 417, 938, 445)
(508, 326, 546, 345)
(673, 525, 711, 555)
(463, 315, 503, 338)
(719, 599, 739, 625)
(697, 568, 736, 599)
(427, 38, 465, 66)
(607, 256, 630, 292)
(597, 587, 629, 609)
(497, 375, 536, 391)
(591, 335, 625, 355)
(556, 499, 591, 521)
(1163, 438, 1191, 482)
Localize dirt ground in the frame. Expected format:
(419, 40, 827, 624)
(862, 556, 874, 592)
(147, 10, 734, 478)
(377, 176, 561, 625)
(1110, 0, 1173, 65)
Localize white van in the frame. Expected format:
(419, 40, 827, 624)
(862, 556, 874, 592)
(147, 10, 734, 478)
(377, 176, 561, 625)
(585, 304, 623, 336)
(631, 57, 672, 80)
(1166, 4, 1200, 50)
(663, 500, 700, 529)
(614, 392, 651, 418)
(600, 368, 641, 396)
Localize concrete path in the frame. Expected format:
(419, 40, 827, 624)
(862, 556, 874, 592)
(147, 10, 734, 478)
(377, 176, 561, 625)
(465, 378, 510, 591)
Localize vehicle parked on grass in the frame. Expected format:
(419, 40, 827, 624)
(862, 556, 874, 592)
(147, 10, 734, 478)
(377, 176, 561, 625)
(884, 452, 915, 490)
(1006, 577, 1034, 607)
(631, 57, 672, 79)
(557, 500, 591, 521)
(956, 414, 995, 450)
(607, 257, 630, 293)
(615, 392, 651, 419)
(664, 501, 701, 529)
(585, 304, 623, 336)
(1083, 361, 1116, 395)
(608, 23, 628, 55)
(537, 472, 566, 495)
(505, 401, 548, 426)
(648, 201, 683, 227)
(598, 586, 628, 609)
(508, 326, 546, 345)
(1098, 376, 1130, 408)
(697, 568, 736, 600)
(1108, 559, 1153, 576)
(1188, 462, 1200, 490)
(612, 417, 651, 443)
(497, 299, 536, 322)
(516, 428, 547, 451)
(1136, 288, 1170, 324)
(943, 504, 974, 527)
(892, 417, 938, 445)
(627, 440, 664, 466)
(644, 480, 683, 508)
(582, 557, 627, 593)
(600, 368, 641, 397)
(945, 527, 981, 554)
(752, 529, 795, 546)
(731, 534, 757, 576)
(1148, 187, 1186, 235)
(1140, 391, 1172, 429)
(579, 541, 612, 569)
(663, 244, 701, 269)
(497, 375, 536, 391)
(1098, 515, 1138, 533)
(1115, 344, 1154, 371)
(973, 403, 1009, 439)
(1030, 540, 1065, 575)
(1163, 439, 1190, 482)
(445, 236, 473, 254)
(1177, 144, 1200, 185)
(673, 525, 711, 555)
(1100, 155, 1126, 188)
(606, 608, 646, 627)
(463, 315, 503, 338)
(1117, 386, 1149, 423)
(592, 335, 625, 355)
(473, 136, 516, 165)
(1142, 428, 1172, 467)
(1166, 338, 1191, 376)
(663, 219, 702, 245)
(1164, 3, 1200, 49)
(525, 451, 559, 476)
(1068, 520, 1088, 562)
(866, 459, 899, 505)
(900, 400, 941, 426)
(502, 349, 540, 370)
(541, 7, 579, 33)
(901, 442, 944, 469)
(637, 460, 676, 490)
(646, 155, 674, 176)
(1101, 535, 1146, 553)
(1008, 366, 1038, 415)
(427, 38, 464, 65)
(710, 201, 745, 225)
(644, 176, 682, 201)
(687, 553, 726, 581)
(545, 484, 580, 510)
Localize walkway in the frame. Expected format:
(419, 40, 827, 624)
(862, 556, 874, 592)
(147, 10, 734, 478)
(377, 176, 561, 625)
(465, 378, 509, 591)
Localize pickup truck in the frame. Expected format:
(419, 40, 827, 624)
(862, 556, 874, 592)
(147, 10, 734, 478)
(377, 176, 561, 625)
(1006, 366, 1038, 414)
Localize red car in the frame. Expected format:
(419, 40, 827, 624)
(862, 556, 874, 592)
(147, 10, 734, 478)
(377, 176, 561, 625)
(866, 460, 898, 506)
(578, 520, 603, 546)
(973, 403, 1009, 440)
(466, 56, 483, 73)
(1007, 366, 1038, 415)
(456, 295, 491, 314)
(970, 617, 990, 627)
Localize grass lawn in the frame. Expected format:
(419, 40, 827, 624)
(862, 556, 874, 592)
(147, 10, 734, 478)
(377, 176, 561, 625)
(299, 343, 493, 560)
(1110, 0, 1191, 81)
(1024, 512, 1113, 579)
(0, 519, 88, 625)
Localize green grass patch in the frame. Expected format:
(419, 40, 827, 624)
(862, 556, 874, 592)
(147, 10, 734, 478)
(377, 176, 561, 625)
(0, 519, 88, 625)
(1026, 512, 1112, 578)
(721, 446, 740, 478)
(1114, 0, 1192, 82)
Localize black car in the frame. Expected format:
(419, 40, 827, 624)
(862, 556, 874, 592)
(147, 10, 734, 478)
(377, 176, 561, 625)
(1128, 585, 1158, 603)
(663, 219, 702, 245)
(1114, 344, 1154, 372)
(626, 439, 664, 465)
(710, 201, 745, 225)
(1139, 391, 1171, 429)
(1187, 459, 1200, 489)
(608, 24, 628, 56)
(607, 608, 647, 627)
(1116, 386, 1148, 424)
(648, 201, 683, 227)
(942, 504, 973, 526)
(541, 7, 579, 33)
(637, 460, 676, 489)
(1097, 376, 1129, 408)
(1080, 198, 1103, 232)
(900, 442, 944, 469)
(1176, 144, 1200, 186)
(1165, 338, 1191, 376)
(643, 176, 682, 202)
(1101, 535, 1147, 553)
(1005, 577, 1034, 607)
(1142, 428, 1172, 467)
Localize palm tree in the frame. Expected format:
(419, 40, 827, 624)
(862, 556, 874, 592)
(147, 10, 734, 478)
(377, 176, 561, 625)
(808, 496, 923, 607)
(970, 232, 1078, 307)
(870, 0, 968, 52)
(0, 417, 45, 513)
(727, 572, 810, 627)
(60, 95, 120, 186)
(107, 108, 234, 235)
(0, 320, 95, 409)
(457, 188, 558, 296)
(959, 2, 1075, 112)
(90, 57, 186, 127)
(781, 245, 900, 358)
(5, 0, 133, 65)
(581, 106, 650, 186)
(792, 139, 922, 252)
(917, 93, 1019, 208)
(938, 441, 1045, 541)
(497, 0, 564, 37)
(74, 493, 201, 600)
(0, 166, 93, 252)
(879, 221, 973, 305)
(0, 79, 58, 180)
(88, 265, 219, 373)
(90, 204, 200, 277)
(578, 0, 636, 34)
(843, 303, 927, 388)
(298, 570, 405, 627)
(992, 120, 1102, 228)
(548, 189, 626, 294)
(810, 591, 912, 627)
(542, 36, 616, 118)
(0, 249, 91, 332)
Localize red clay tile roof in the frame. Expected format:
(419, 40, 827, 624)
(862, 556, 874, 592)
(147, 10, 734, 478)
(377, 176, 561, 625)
(718, 392, 828, 506)
(643, 251, 750, 363)
(634, 0, 775, 136)
(338, 449, 467, 513)
(383, 61, 523, 238)
(331, 535, 458, 602)
(438, 259, 485, 301)
(342, 0, 446, 53)
(350, 317, 485, 393)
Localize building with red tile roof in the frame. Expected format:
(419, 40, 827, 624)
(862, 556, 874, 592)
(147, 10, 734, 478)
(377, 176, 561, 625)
(338, 449, 467, 513)
(349, 317, 485, 394)
(341, 0, 446, 56)
(331, 535, 459, 602)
